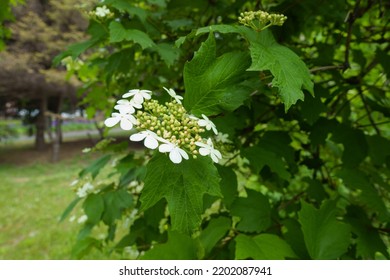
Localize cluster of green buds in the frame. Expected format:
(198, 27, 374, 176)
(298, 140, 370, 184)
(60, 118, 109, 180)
(104, 88, 222, 164)
(238, 10, 287, 31)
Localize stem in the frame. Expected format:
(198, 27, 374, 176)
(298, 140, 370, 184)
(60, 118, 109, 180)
(358, 88, 381, 135)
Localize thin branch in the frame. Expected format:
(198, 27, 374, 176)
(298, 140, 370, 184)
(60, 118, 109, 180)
(357, 120, 390, 128)
(310, 65, 345, 73)
(344, 3, 358, 69)
(358, 88, 381, 135)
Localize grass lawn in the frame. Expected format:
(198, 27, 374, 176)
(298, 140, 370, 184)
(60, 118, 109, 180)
(0, 140, 115, 259)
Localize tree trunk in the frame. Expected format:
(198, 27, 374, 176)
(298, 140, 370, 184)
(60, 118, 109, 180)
(35, 96, 47, 150)
(51, 94, 64, 162)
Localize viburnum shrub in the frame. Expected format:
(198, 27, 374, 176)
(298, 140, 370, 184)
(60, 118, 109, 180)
(57, 0, 390, 260)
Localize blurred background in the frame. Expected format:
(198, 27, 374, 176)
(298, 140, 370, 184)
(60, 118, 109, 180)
(0, 0, 123, 259)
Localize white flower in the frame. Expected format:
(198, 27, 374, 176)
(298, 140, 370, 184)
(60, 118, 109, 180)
(95, 5, 110, 17)
(159, 142, 189, 164)
(163, 87, 183, 104)
(76, 182, 94, 198)
(114, 99, 142, 114)
(104, 112, 137, 130)
(195, 138, 222, 163)
(70, 179, 79, 186)
(130, 130, 160, 149)
(198, 114, 218, 135)
(215, 132, 232, 143)
(188, 114, 199, 120)
(77, 215, 88, 224)
(122, 89, 152, 104)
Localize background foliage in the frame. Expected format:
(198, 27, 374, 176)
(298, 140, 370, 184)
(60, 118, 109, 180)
(54, 0, 390, 260)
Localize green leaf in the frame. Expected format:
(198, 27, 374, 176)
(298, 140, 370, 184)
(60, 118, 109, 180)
(282, 219, 310, 259)
(242, 146, 291, 180)
(141, 231, 198, 260)
(152, 43, 180, 67)
(247, 29, 314, 111)
(83, 194, 104, 225)
(79, 154, 111, 179)
(140, 154, 221, 233)
(53, 21, 107, 65)
(183, 32, 252, 116)
(104, 0, 148, 23)
(102, 189, 133, 225)
(231, 189, 271, 233)
(366, 135, 390, 165)
(217, 165, 238, 208)
(331, 125, 368, 167)
(235, 234, 297, 260)
(59, 197, 82, 223)
(337, 168, 390, 222)
(298, 200, 351, 259)
(345, 205, 389, 259)
(109, 21, 155, 49)
(376, 48, 390, 76)
(199, 216, 231, 257)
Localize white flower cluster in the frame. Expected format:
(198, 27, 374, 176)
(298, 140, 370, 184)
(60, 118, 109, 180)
(104, 88, 222, 164)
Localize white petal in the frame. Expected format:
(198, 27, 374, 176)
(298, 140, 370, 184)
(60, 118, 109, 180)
(104, 117, 119, 127)
(159, 143, 173, 153)
(198, 119, 207, 127)
(195, 141, 208, 149)
(169, 149, 182, 164)
(144, 136, 159, 149)
(211, 125, 218, 135)
(213, 149, 222, 159)
(130, 133, 147, 142)
(178, 148, 189, 160)
(114, 104, 135, 114)
(210, 153, 220, 163)
(142, 92, 152, 99)
(120, 118, 134, 130)
(199, 147, 210, 156)
(122, 89, 138, 98)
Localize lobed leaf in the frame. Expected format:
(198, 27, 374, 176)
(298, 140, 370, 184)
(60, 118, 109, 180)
(235, 234, 297, 260)
(183, 32, 252, 116)
(140, 154, 221, 234)
(247, 29, 314, 111)
(298, 200, 350, 259)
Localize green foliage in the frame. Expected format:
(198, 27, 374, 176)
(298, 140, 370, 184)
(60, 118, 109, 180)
(59, 0, 390, 260)
(140, 154, 221, 234)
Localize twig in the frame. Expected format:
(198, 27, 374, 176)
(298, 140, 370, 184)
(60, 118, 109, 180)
(310, 65, 344, 73)
(358, 89, 381, 135)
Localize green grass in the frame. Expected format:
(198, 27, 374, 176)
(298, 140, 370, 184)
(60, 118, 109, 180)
(0, 151, 109, 259)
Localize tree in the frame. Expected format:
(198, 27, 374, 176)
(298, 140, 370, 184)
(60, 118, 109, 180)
(0, 0, 89, 149)
(60, 0, 390, 260)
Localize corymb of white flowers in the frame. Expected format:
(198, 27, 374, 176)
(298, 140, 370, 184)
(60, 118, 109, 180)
(104, 88, 222, 164)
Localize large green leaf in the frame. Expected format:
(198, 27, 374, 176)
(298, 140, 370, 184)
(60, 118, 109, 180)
(83, 194, 104, 225)
(345, 205, 389, 259)
(140, 154, 221, 233)
(140, 231, 198, 260)
(337, 168, 390, 222)
(248, 29, 314, 111)
(199, 216, 231, 258)
(235, 234, 297, 260)
(216, 165, 238, 208)
(331, 125, 368, 167)
(298, 200, 351, 259)
(242, 146, 291, 180)
(231, 189, 271, 233)
(183, 32, 252, 116)
(79, 154, 111, 179)
(109, 21, 155, 49)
